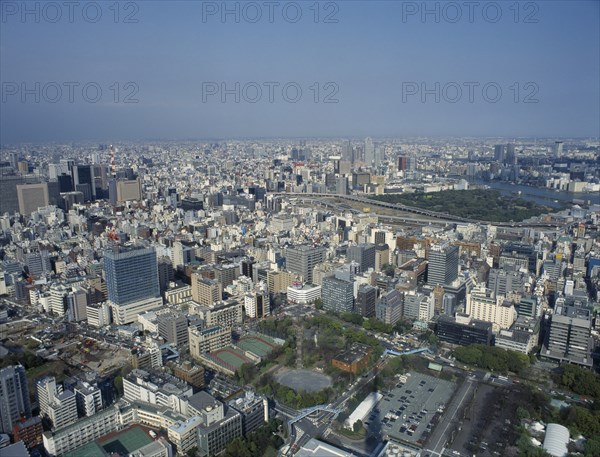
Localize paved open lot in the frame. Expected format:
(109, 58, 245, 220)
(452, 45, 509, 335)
(373, 372, 456, 447)
(275, 368, 333, 393)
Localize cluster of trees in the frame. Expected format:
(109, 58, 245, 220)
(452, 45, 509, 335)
(336, 311, 411, 335)
(0, 348, 46, 370)
(558, 405, 600, 440)
(452, 344, 530, 374)
(380, 354, 413, 380)
(555, 364, 600, 400)
(519, 385, 600, 449)
(372, 189, 553, 222)
(305, 315, 383, 361)
(223, 419, 283, 457)
(258, 317, 295, 340)
(236, 343, 286, 385)
(256, 376, 332, 409)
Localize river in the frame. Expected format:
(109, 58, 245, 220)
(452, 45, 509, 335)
(475, 181, 600, 208)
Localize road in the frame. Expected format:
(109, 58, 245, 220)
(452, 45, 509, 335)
(424, 377, 476, 457)
(276, 191, 570, 228)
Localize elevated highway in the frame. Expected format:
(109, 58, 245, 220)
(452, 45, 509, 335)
(271, 192, 569, 229)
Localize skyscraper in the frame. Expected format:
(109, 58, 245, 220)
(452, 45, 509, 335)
(322, 276, 354, 313)
(285, 245, 326, 284)
(72, 164, 95, 201)
(347, 243, 376, 273)
(356, 284, 377, 317)
(553, 141, 564, 158)
(364, 137, 374, 166)
(376, 289, 403, 325)
(505, 143, 517, 165)
(17, 182, 50, 215)
(427, 244, 459, 286)
(493, 144, 505, 162)
(397, 156, 408, 171)
(104, 245, 161, 324)
(0, 365, 31, 434)
(543, 305, 593, 368)
(104, 245, 160, 305)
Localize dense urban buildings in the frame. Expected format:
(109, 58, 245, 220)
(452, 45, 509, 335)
(0, 136, 599, 457)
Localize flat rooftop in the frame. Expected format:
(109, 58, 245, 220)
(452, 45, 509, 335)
(372, 372, 456, 447)
(333, 342, 371, 365)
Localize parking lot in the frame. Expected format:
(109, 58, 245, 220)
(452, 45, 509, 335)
(369, 372, 456, 447)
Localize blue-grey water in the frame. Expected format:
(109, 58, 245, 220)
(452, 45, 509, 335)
(476, 181, 599, 208)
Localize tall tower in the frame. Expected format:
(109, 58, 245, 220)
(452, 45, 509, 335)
(504, 143, 517, 165)
(285, 245, 326, 284)
(553, 141, 563, 158)
(364, 137, 375, 166)
(494, 144, 505, 162)
(427, 244, 459, 286)
(104, 245, 160, 306)
(0, 365, 31, 434)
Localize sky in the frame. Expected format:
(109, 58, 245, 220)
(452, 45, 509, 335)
(1, 0, 599, 143)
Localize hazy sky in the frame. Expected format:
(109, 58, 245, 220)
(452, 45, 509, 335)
(1, 0, 599, 143)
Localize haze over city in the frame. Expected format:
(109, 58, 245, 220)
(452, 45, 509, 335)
(1, 0, 599, 143)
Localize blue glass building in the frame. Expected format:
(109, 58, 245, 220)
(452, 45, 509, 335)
(104, 245, 160, 306)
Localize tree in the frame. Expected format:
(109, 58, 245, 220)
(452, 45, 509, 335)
(353, 419, 363, 433)
(314, 298, 324, 310)
(114, 375, 123, 396)
(584, 437, 600, 456)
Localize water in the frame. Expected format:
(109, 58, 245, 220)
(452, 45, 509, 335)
(475, 181, 599, 208)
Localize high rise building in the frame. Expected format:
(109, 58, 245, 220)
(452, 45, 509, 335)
(285, 245, 326, 284)
(336, 176, 348, 195)
(17, 182, 49, 215)
(543, 305, 593, 368)
(364, 137, 375, 166)
(466, 286, 516, 332)
(74, 382, 103, 417)
(47, 390, 78, 430)
(397, 156, 408, 171)
(321, 276, 354, 313)
(374, 146, 384, 168)
(0, 175, 44, 215)
(104, 245, 160, 306)
(157, 313, 189, 347)
(109, 178, 142, 205)
(187, 391, 242, 456)
(72, 164, 95, 201)
(189, 326, 231, 358)
(0, 365, 31, 434)
(427, 244, 459, 286)
(244, 284, 270, 319)
(37, 376, 62, 417)
(347, 243, 376, 273)
(375, 289, 403, 325)
(505, 143, 517, 165)
(493, 144, 505, 162)
(191, 275, 222, 306)
(104, 245, 162, 324)
(553, 141, 564, 158)
(375, 244, 390, 272)
(356, 284, 377, 317)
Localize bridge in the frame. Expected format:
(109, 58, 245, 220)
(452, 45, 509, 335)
(280, 404, 344, 455)
(286, 404, 344, 437)
(383, 347, 433, 357)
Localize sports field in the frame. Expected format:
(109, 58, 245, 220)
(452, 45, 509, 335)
(237, 335, 277, 357)
(211, 347, 253, 371)
(97, 425, 153, 455)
